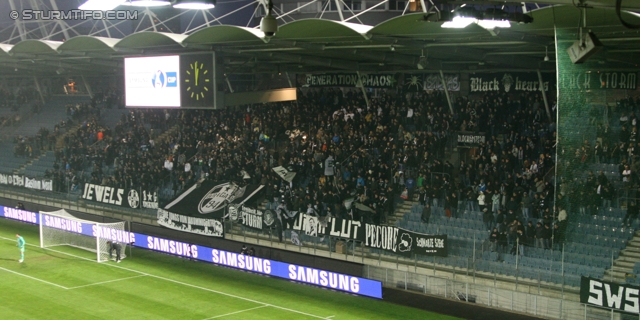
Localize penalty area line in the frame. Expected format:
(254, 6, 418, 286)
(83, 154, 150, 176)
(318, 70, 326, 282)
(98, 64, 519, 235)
(67, 274, 147, 290)
(0, 236, 329, 319)
(202, 305, 268, 320)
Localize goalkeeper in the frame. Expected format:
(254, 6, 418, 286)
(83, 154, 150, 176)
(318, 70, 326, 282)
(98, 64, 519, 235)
(16, 234, 25, 263)
(106, 241, 122, 263)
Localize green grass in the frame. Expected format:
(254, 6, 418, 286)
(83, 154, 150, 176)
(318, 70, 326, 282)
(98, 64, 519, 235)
(0, 218, 460, 320)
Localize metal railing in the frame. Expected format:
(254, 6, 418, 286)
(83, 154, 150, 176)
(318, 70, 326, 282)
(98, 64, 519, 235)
(364, 265, 621, 320)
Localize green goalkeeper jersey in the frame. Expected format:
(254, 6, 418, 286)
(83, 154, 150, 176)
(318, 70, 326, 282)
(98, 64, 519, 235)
(17, 236, 25, 249)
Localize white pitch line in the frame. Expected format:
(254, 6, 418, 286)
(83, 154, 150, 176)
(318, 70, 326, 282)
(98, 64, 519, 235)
(0, 236, 328, 319)
(67, 275, 147, 290)
(0, 266, 69, 290)
(203, 305, 268, 320)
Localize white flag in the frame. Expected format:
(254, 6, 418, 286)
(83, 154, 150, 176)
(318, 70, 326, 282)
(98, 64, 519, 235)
(291, 231, 302, 246)
(273, 166, 296, 183)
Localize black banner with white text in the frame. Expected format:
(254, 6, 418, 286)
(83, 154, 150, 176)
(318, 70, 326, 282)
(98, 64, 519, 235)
(81, 183, 158, 209)
(157, 208, 224, 237)
(157, 181, 264, 236)
(580, 276, 640, 314)
(299, 73, 396, 88)
(469, 72, 554, 93)
(285, 214, 448, 257)
(457, 132, 486, 147)
(0, 173, 52, 191)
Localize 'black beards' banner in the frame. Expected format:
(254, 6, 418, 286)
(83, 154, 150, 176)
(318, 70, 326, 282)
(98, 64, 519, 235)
(299, 73, 396, 88)
(580, 276, 640, 314)
(469, 72, 554, 93)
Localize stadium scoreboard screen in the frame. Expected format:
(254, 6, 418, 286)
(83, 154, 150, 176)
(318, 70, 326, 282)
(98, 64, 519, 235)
(124, 53, 216, 108)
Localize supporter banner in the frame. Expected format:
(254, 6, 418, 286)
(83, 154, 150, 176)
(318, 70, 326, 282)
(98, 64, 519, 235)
(580, 276, 640, 314)
(286, 214, 448, 257)
(0, 207, 382, 299)
(141, 190, 159, 209)
(228, 204, 277, 231)
(469, 72, 554, 93)
(424, 74, 460, 91)
(157, 208, 224, 237)
(299, 73, 396, 88)
(0, 173, 53, 191)
(457, 132, 486, 147)
(403, 229, 448, 257)
(81, 183, 155, 209)
(558, 71, 637, 90)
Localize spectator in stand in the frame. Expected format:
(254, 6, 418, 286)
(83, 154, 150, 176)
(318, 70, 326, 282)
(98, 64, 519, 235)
(421, 203, 431, 224)
(535, 222, 544, 249)
(477, 191, 486, 213)
(525, 221, 535, 247)
(489, 228, 499, 252)
(543, 223, 552, 249)
(623, 201, 639, 227)
(483, 208, 493, 232)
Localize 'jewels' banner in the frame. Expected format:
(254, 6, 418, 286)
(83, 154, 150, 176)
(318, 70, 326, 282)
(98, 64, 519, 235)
(81, 183, 157, 209)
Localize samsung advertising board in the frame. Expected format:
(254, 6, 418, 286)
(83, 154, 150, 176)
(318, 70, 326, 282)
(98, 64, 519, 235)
(125, 55, 181, 108)
(0, 206, 382, 299)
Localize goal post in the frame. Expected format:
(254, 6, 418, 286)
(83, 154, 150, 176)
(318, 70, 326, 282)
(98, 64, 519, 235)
(39, 209, 129, 263)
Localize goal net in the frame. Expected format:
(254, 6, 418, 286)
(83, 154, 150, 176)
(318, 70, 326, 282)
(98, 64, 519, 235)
(39, 209, 128, 263)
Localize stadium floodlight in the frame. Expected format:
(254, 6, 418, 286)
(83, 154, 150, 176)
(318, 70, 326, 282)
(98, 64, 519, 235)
(124, 0, 172, 7)
(79, 0, 127, 10)
(172, 0, 215, 9)
(39, 209, 129, 263)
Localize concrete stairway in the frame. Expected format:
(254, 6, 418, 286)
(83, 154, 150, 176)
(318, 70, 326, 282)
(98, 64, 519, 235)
(605, 231, 640, 283)
(386, 198, 418, 226)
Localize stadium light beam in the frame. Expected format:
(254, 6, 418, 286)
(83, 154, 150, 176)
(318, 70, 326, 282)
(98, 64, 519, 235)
(172, 0, 215, 9)
(441, 16, 476, 29)
(125, 0, 172, 7)
(476, 19, 511, 30)
(79, 0, 127, 10)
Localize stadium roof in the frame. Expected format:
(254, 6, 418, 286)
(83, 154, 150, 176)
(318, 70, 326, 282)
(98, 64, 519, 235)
(0, 4, 639, 76)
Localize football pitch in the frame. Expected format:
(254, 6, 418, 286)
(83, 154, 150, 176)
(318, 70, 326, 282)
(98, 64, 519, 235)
(0, 218, 459, 320)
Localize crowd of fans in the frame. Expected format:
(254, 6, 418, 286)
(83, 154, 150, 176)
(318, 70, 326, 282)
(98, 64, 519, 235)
(29, 81, 640, 262)
(45, 86, 564, 250)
